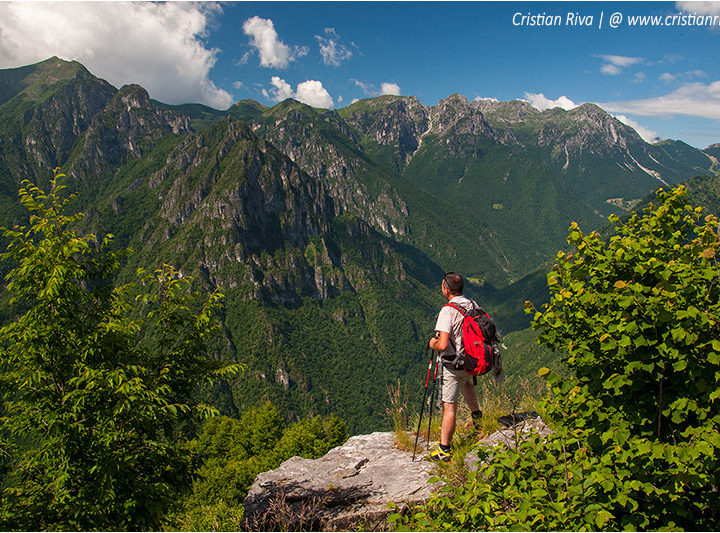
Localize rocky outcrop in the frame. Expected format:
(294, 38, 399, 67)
(243, 432, 440, 531)
(243, 417, 556, 531)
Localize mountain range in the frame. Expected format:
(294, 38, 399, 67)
(1, 57, 718, 432)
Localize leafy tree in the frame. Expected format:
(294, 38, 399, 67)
(393, 186, 720, 531)
(534, 185, 720, 442)
(0, 170, 239, 530)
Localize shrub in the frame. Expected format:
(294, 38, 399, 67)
(393, 186, 720, 531)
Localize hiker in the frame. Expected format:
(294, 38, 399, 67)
(427, 272, 483, 462)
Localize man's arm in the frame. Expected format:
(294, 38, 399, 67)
(429, 331, 450, 352)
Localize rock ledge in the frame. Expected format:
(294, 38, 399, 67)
(243, 431, 438, 531)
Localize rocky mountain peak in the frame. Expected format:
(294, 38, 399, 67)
(472, 99, 539, 123)
(340, 94, 429, 168)
(67, 82, 190, 188)
(430, 92, 493, 138)
(116, 84, 152, 110)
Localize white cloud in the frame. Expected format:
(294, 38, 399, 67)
(676, 1, 720, 15)
(263, 77, 333, 108)
(242, 16, 307, 69)
(687, 69, 707, 78)
(315, 28, 353, 67)
(474, 96, 500, 102)
(352, 79, 375, 95)
(233, 81, 244, 89)
(352, 79, 401, 97)
(381, 82, 401, 96)
(660, 72, 676, 83)
(0, 2, 232, 109)
(524, 92, 579, 111)
(602, 81, 720, 120)
(596, 54, 644, 75)
(601, 64, 622, 75)
(263, 76, 294, 101)
(612, 114, 662, 143)
(598, 54, 644, 68)
(351, 98, 360, 104)
(295, 80, 333, 108)
(633, 72, 646, 83)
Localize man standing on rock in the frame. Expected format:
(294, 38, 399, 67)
(427, 272, 483, 462)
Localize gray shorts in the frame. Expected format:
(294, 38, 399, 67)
(438, 364, 473, 404)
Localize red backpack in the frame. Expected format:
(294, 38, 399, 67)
(444, 302, 499, 376)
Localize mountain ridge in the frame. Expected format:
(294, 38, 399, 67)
(1, 57, 719, 432)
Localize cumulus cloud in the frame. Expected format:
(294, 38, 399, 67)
(660, 72, 676, 83)
(0, 2, 232, 108)
(315, 28, 353, 66)
(295, 80, 333, 108)
(602, 81, 720, 120)
(474, 96, 500, 102)
(262, 76, 294, 101)
(262, 76, 333, 108)
(380, 82, 401, 96)
(243, 16, 307, 69)
(612, 114, 662, 143)
(524, 92, 579, 111)
(676, 1, 720, 15)
(595, 54, 644, 75)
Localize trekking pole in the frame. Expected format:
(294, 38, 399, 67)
(426, 351, 440, 447)
(412, 345, 434, 462)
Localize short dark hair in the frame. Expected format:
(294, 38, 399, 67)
(443, 272, 463, 295)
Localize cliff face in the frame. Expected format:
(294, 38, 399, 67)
(0, 58, 116, 188)
(68, 84, 190, 190)
(247, 101, 411, 239)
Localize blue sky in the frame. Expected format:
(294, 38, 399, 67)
(1, 1, 719, 148)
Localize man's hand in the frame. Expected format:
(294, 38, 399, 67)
(429, 331, 449, 352)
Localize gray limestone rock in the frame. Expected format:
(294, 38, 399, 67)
(464, 416, 555, 471)
(242, 431, 440, 531)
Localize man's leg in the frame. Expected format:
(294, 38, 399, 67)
(461, 379, 480, 412)
(440, 401, 456, 447)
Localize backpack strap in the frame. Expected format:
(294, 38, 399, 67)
(444, 302, 467, 316)
(442, 303, 469, 368)
(446, 301, 487, 317)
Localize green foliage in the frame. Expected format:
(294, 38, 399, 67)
(0, 171, 239, 530)
(533, 185, 720, 440)
(166, 403, 348, 530)
(395, 185, 720, 531)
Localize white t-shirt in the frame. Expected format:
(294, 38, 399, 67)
(434, 295, 476, 362)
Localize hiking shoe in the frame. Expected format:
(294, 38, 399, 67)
(429, 445, 452, 463)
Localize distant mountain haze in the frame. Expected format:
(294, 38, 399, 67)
(1, 57, 718, 432)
